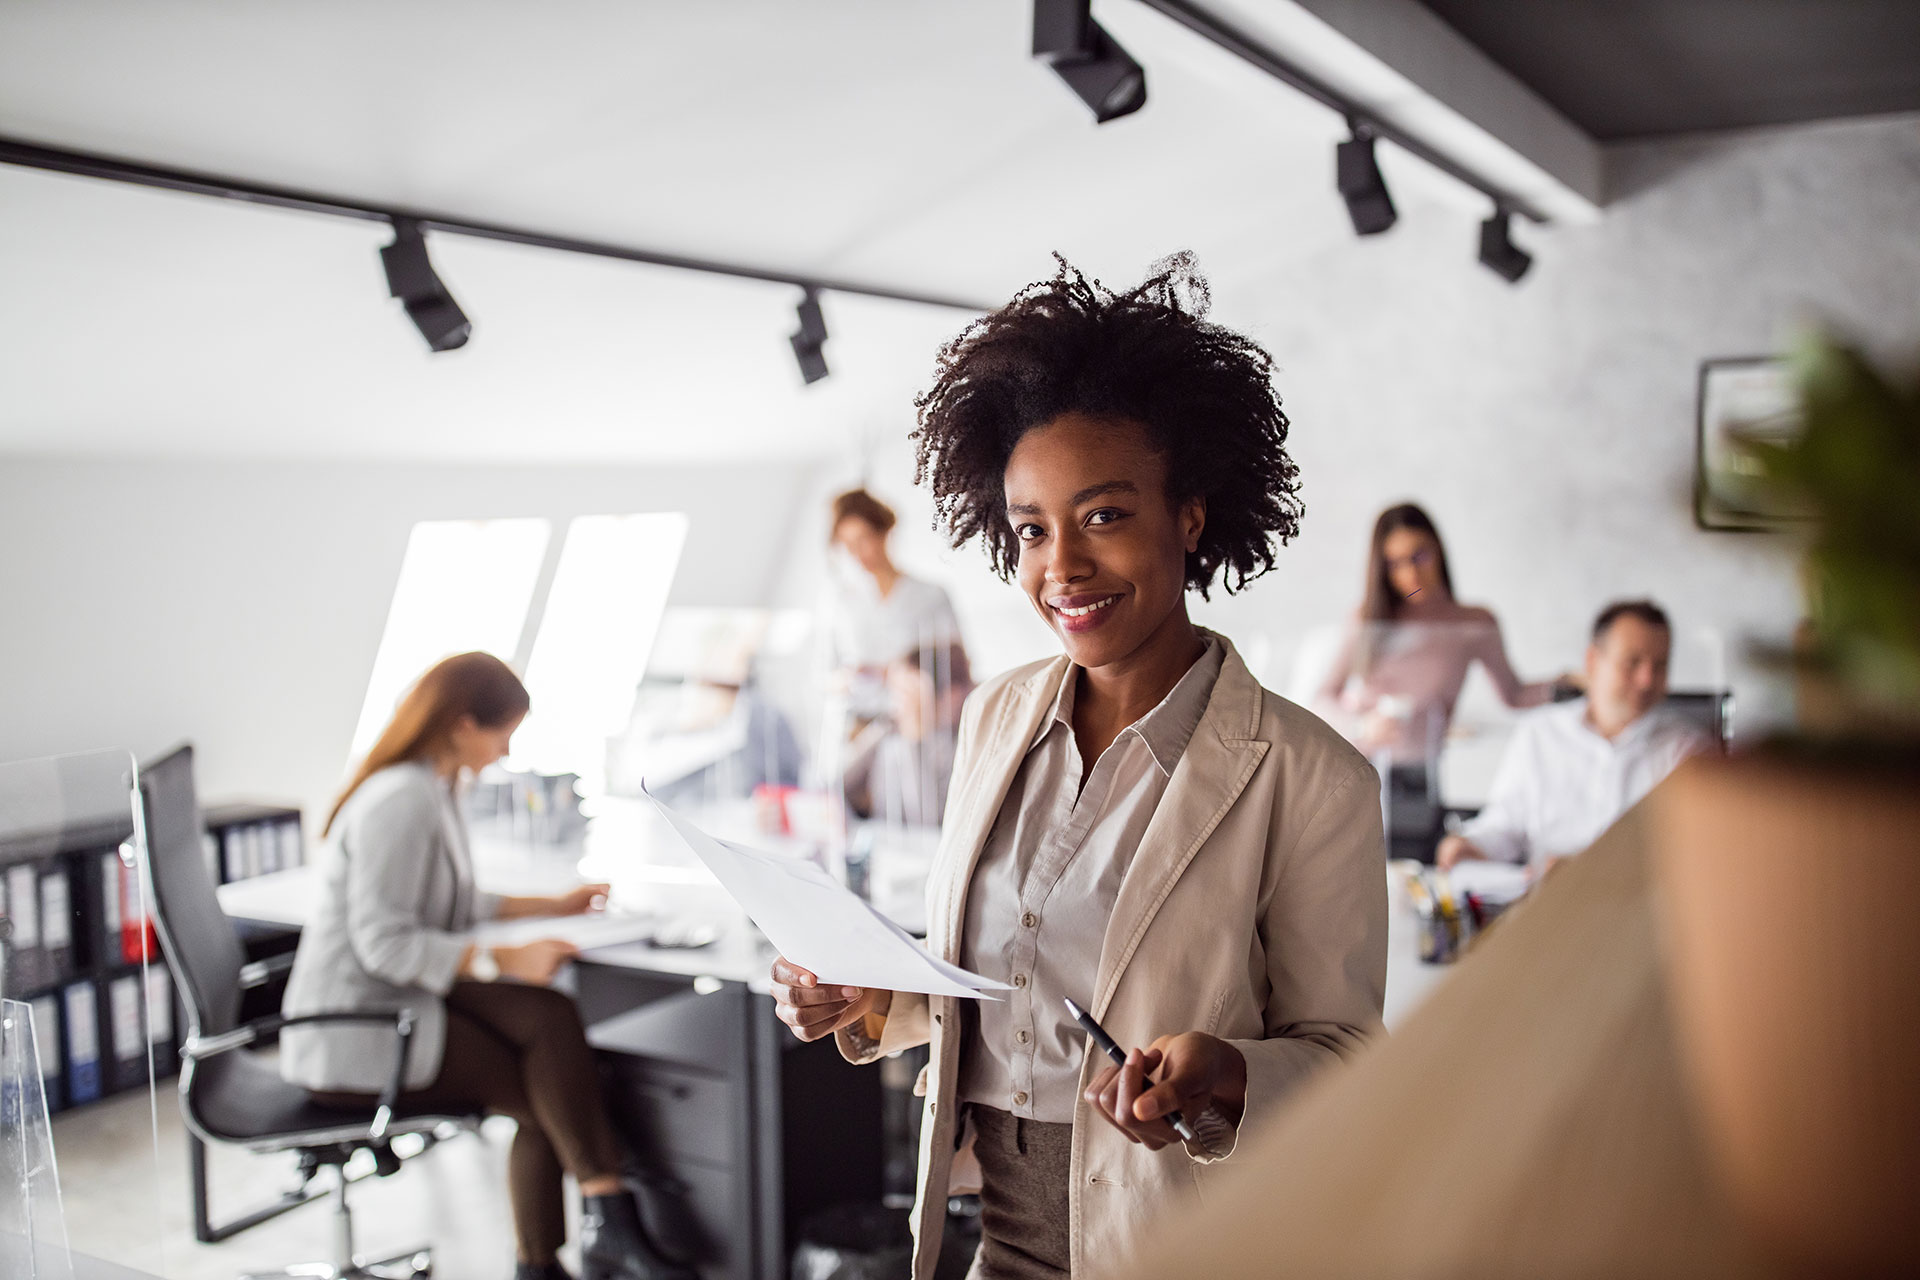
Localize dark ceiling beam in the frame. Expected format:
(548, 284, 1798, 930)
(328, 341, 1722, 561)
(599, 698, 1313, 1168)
(1134, 0, 1551, 223)
(0, 135, 993, 313)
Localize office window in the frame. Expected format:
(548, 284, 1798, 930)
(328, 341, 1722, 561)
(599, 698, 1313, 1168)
(350, 518, 551, 757)
(510, 513, 690, 788)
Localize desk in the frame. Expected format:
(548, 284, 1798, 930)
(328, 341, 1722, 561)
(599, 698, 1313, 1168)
(217, 803, 1450, 1276)
(219, 803, 903, 1280)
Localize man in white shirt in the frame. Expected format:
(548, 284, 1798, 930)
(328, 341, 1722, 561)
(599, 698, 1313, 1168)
(1437, 600, 1712, 875)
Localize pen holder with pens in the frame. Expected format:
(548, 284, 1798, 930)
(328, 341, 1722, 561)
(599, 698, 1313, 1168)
(1399, 863, 1483, 965)
(1417, 900, 1467, 965)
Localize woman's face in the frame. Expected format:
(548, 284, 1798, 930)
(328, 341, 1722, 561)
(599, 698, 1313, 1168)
(833, 516, 890, 577)
(1004, 413, 1203, 670)
(1382, 528, 1445, 602)
(449, 711, 523, 774)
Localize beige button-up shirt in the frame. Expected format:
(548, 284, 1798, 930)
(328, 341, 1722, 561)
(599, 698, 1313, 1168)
(956, 636, 1225, 1123)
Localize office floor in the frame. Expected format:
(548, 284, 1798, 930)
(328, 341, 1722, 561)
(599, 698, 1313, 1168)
(51, 1086, 548, 1280)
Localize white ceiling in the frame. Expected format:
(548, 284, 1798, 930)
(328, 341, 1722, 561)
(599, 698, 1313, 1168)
(0, 0, 1485, 462)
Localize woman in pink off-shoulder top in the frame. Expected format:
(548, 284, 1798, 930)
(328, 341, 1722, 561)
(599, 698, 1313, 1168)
(1316, 504, 1575, 765)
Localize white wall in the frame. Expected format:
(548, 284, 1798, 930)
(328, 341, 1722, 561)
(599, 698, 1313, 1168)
(801, 113, 1920, 741)
(0, 456, 816, 823)
(6, 113, 1913, 830)
(1194, 111, 1920, 734)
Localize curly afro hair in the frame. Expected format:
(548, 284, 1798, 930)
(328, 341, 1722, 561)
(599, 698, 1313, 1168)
(911, 253, 1304, 599)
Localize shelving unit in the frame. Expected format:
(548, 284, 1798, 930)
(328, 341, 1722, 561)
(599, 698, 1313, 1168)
(0, 800, 304, 1117)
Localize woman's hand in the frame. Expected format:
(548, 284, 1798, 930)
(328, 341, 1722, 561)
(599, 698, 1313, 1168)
(494, 939, 580, 985)
(770, 956, 890, 1042)
(1084, 1031, 1247, 1151)
(549, 883, 610, 916)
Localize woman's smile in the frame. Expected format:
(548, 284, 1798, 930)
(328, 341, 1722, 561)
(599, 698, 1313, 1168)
(1049, 591, 1126, 631)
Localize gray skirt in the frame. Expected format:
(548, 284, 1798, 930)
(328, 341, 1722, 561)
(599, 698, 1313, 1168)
(965, 1105, 1074, 1280)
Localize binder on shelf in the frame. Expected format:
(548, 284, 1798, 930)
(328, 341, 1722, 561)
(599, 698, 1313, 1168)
(118, 855, 157, 965)
(31, 992, 65, 1113)
(143, 965, 177, 1071)
(278, 819, 304, 871)
(200, 831, 220, 884)
(90, 850, 123, 974)
(62, 980, 101, 1105)
(39, 862, 74, 985)
(221, 826, 245, 884)
(7, 862, 48, 992)
(106, 972, 147, 1092)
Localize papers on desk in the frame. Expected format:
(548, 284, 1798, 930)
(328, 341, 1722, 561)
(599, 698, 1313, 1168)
(645, 787, 1006, 999)
(472, 911, 662, 953)
(1444, 859, 1533, 906)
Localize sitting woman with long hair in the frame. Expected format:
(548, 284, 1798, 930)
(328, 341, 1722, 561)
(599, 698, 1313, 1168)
(279, 651, 687, 1280)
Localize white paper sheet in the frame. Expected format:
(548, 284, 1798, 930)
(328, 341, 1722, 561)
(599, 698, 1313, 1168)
(646, 789, 1005, 999)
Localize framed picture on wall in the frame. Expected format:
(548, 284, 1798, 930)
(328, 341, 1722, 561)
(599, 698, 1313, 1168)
(1695, 356, 1812, 531)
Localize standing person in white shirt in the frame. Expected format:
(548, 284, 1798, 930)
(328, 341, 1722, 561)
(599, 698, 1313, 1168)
(1437, 601, 1712, 876)
(825, 487, 971, 719)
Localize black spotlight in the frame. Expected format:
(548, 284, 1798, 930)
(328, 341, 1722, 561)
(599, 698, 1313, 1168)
(1478, 207, 1533, 283)
(1335, 125, 1397, 236)
(1032, 0, 1147, 124)
(380, 218, 471, 352)
(790, 288, 829, 385)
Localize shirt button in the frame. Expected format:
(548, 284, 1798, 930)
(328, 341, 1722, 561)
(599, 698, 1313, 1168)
(1012, 973, 1028, 989)
(1016, 1029, 1030, 1044)
(1021, 912, 1038, 928)
(1013, 1091, 1028, 1107)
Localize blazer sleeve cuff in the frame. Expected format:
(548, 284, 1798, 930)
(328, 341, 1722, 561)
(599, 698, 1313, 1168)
(836, 991, 932, 1065)
(471, 890, 504, 923)
(1192, 1033, 1355, 1164)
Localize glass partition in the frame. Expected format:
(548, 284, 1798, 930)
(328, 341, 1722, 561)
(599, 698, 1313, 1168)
(1, 997, 73, 1279)
(0, 749, 177, 1279)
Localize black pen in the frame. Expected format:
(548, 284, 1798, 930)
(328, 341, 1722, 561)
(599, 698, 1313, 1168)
(1064, 996, 1200, 1143)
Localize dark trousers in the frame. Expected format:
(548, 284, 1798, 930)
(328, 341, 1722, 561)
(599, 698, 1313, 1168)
(315, 982, 620, 1265)
(965, 1105, 1073, 1280)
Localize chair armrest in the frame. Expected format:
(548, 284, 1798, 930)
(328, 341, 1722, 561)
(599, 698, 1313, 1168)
(185, 1009, 417, 1141)
(237, 951, 296, 989)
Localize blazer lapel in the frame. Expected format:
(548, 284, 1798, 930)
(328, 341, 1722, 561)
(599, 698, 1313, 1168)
(1092, 644, 1269, 1016)
(935, 659, 1067, 963)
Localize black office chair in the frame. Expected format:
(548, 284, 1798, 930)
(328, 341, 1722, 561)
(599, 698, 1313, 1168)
(1549, 684, 1734, 750)
(141, 745, 479, 1279)
(1660, 689, 1734, 750)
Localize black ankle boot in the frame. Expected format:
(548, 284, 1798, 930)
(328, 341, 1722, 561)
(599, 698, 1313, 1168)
(514, 1264, 574, 1280)
(580, 1190, 697, 1280)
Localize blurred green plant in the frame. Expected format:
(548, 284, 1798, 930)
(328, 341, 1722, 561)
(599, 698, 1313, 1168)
(1736, 334, 1920, 722)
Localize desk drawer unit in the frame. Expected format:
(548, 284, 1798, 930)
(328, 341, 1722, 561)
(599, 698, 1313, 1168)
(603, 1057, 736, 1169)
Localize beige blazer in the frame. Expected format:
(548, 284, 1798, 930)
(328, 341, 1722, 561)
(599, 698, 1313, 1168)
(840, 635, 1387, 1279)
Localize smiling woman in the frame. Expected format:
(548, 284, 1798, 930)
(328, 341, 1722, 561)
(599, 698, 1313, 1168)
(767, 255, 1388, 1280)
